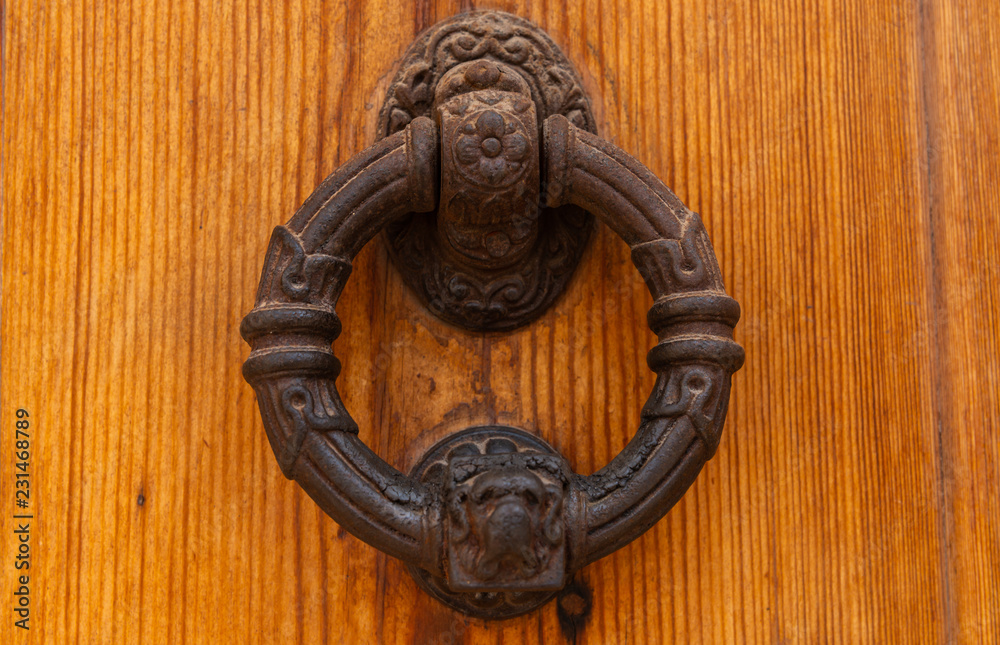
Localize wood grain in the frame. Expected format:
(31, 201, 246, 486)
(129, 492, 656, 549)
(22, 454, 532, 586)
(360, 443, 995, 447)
(924, 0, 1000, 641)
(0, 0, 995, 643)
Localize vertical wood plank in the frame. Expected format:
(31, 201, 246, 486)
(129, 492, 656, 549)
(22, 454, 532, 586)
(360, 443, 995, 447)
(924, 0, 1000, 641)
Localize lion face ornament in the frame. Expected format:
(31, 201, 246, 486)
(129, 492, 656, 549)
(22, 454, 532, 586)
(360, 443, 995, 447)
(445, 446, 569, 592)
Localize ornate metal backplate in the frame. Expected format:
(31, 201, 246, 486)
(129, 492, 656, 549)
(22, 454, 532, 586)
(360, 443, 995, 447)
(377, 11, 597, 331)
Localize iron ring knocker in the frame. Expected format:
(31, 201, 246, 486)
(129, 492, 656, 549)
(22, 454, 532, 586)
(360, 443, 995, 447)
(241, 11, 744, 620)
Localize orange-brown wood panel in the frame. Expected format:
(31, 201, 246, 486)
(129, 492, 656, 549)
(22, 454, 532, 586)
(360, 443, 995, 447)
(925, 0, 1000, 641)
(0, 0, 994, 643)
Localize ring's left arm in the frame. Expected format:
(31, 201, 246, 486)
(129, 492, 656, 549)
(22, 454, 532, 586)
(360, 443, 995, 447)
(240, 118, 443, 571)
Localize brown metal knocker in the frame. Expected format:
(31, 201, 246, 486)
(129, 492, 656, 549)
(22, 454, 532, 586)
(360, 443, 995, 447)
(241, 11, 743, 619)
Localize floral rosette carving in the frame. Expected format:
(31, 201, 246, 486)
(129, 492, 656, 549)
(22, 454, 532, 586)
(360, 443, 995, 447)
(453, 110, 531, 188)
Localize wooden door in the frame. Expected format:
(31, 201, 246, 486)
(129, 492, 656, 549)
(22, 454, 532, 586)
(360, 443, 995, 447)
(2, 1, 998, 643)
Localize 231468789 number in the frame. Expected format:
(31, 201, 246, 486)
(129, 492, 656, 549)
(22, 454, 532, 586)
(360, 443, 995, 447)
(14, 409, 30, 507)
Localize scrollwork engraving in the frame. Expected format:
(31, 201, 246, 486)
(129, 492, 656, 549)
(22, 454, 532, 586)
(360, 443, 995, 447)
(378, 12, 597, 331)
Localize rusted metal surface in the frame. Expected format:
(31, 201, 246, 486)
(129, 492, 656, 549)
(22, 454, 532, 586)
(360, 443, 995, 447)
(406, 426, 567, 618)
(436, 61, 541, 277)
(378, 11, 595, 331)
(241, 10, 743, 620)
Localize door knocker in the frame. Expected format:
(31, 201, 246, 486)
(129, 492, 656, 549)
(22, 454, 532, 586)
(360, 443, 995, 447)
(241, 11, 743, 619)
